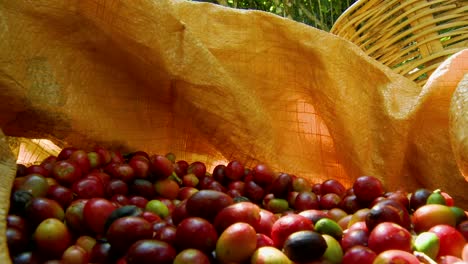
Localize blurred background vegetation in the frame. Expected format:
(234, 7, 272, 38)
(192, 0, 357, 31)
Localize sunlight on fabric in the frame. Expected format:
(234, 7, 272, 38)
(16, 138, 61, 165)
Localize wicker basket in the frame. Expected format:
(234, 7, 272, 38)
(331, 0, 468, 87)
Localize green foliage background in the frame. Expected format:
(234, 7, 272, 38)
(192, 0, 357, 31)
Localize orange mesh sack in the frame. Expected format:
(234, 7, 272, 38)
(0, 0, 467, 262)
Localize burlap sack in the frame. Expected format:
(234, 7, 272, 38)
(0, 0, 466, 262)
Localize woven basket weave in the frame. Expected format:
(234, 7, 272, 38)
(331, 0, 467, 87)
